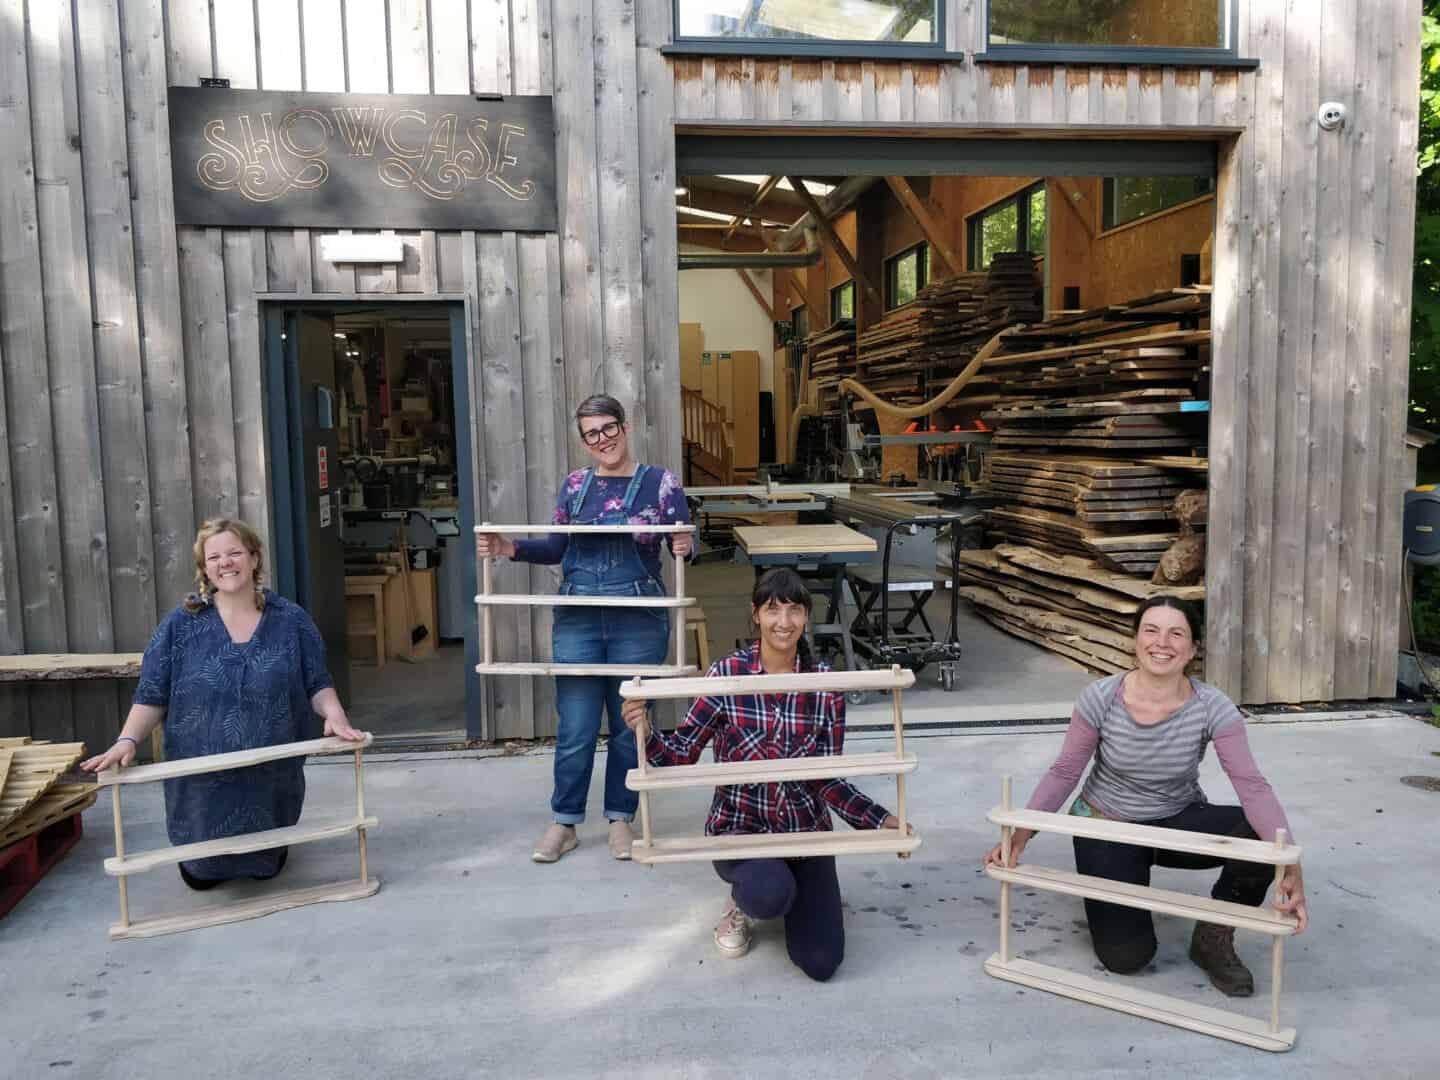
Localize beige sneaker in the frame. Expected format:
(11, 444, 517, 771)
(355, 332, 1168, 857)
(532, 824, 578, 863)
(713, 898, 752, 958)
(608, 820, 634, 861)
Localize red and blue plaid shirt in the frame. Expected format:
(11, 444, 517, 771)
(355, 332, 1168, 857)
(645, 643, 891, 837)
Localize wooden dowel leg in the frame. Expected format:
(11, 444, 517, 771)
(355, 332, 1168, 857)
(673, 546, 686, 669)
(891, 684, 910, 859)
(355, 748, 369, 885)
(480, 522, 494, 665)
(1000, 776, 1013, 962)
(111, 784, 130, 928)
(1269, 827, 1288, 1032)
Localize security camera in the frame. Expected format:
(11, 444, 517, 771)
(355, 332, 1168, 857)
(1318, 102, 1347, 130)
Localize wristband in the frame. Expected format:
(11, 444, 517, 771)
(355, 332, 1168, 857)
(115, 735, 139, 747)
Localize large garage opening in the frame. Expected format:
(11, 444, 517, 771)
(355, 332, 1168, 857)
(672, 133, 1216, 723)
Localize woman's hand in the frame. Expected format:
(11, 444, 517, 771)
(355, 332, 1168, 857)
(1274, 863, 1309, 933)
(80, 739, 138, 773)
(476, 532, 516, 560)
(983, 829, 1033, 869)
(621, 698, 649, 734)
(324, 709, 367, 742)
(671, 532, 694, 559)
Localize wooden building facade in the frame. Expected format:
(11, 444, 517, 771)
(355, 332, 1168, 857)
(0, 0, 1422, 743)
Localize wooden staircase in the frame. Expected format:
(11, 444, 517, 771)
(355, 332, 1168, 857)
(681, 387, 733, 485)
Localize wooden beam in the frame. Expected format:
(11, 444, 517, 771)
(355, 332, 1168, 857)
(679, 186, 803, 223)
(722, 174, 784, 246)
(884, 176, 962, 276)
(1052, 178, 1098, 240)
(787, 177, 880, 307)
(734, 268, 777, 322)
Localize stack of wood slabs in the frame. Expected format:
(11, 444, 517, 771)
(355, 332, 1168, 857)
(805, 320, 857, 408)
(957, 544, 1204, 675)
(0, 740, 88, 849)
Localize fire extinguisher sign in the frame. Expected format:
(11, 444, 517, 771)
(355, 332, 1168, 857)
(317, 445, 329, 490)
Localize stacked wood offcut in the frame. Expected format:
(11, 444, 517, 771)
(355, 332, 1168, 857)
(805, 320, 857, 409)
(0, 738, 94, 853)
(850, 254, 1044, 405)
(957, 544, 1205, 676)
(944, 287, 1212, 670)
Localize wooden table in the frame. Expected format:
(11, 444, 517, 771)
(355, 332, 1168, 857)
(344, 577, 388, 668)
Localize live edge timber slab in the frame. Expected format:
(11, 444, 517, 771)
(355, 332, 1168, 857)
(621, 666, 919, 864)
(98, 735, 379, 941)
(475, 522, 699, 678)
(984, 782, 1300, 1052)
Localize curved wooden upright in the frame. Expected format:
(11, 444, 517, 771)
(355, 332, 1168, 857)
(984, 778, 1302, 1052)
(97, 735, 380, 941)
(620, 666, 921, 864)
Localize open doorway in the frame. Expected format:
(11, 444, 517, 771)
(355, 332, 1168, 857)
(675, 153, 1215, 719)
(264, 302, 478, 741)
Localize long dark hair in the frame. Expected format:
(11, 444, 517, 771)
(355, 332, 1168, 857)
(751, 568, 816, 670)
(1131, 595, 1202, 640)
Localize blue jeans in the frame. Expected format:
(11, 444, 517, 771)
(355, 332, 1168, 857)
(550, 599, 670, 823)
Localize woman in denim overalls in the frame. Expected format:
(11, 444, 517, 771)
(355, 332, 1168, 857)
(478, 395, 693, 863)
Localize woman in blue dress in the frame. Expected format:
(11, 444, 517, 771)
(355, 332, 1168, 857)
(477, 395, 692, 864)
(81, 518, 365, 888)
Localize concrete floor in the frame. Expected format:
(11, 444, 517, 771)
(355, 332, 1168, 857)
(347, 642, 467, 737)
(3, 714, 1438, 1078)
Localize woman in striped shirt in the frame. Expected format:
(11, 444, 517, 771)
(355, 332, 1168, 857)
(622, 567, 904, 980)
(985, 595, 1308, 997)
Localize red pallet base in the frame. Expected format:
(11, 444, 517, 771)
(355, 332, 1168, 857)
(0, 811, 85, 920)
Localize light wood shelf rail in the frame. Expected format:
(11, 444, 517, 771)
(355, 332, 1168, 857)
(475, 522, 698, 678)
(986, 779, 1299, 1053)
(100, 735, 379, 941)
(623, 666, 919, 865)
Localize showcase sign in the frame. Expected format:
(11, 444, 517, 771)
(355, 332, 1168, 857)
(169, 88, 556, 231)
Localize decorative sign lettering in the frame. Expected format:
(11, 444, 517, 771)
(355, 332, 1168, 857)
(169, 88, 557, 231)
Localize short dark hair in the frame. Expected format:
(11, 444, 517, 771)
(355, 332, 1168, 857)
(574, 394, 626, 430)
(752, 567, 813, 613)
(1132, 595, 1202, 640)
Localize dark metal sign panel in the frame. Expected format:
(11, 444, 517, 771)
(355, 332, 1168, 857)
(169, 88, 557, 231)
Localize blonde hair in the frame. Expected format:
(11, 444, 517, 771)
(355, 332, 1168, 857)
(185, 518, 266, 613)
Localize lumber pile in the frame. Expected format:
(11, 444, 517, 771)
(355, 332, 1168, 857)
(0, 739, 92, 852)
(957, 544, 1204, 675)
(805, 320, 857, 409)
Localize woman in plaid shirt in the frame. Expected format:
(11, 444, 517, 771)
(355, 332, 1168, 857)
(622, 568, 904, 980)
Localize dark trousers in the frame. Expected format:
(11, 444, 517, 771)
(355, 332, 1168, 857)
(714, 855, 845, 982)
(1072, 802, 1274, 974)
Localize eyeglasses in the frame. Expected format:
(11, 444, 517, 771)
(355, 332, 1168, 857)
(579, 420, 622, 446)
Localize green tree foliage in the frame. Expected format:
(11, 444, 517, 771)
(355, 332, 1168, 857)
(1411, 3, 1440, 435)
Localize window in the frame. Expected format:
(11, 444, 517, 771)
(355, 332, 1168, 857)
(968, 184, 1047, 271)
(791, 304, 808, 342)
(830, 281, 855, 323)
(884, 244, 929, 310)
(676, 1, 940, 47)
(1102, 176, 1215, 231)
(987, 0, 1229, 50)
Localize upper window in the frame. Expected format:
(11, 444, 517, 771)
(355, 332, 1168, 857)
(830, 280, 856, 323)
(1103, 177, 1215, 231)
(791, 304, 809, 342)
(968, 184, 1047, 271)
(677, 1, 940, 46)
(988, 0, 1229, 50)
(885, 244, 929, 310)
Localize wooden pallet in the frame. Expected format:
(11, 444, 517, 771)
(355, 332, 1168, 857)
(0, 801, 88, 920)
(621, 667, 919, 863)
(97, 735, 379, 941)
(984, 781, 1300, 1052)
(0, 783, 97, 850)
(0, 742, 86, 834)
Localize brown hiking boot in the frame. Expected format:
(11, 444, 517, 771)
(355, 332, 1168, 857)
(1189, 922, 1255, 997)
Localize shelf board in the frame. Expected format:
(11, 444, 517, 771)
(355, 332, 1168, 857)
(475, 595, 696, 608)
(632, 828, 920, 864)
(619, 667, 914, 699)
(105, 817, 378, 877)
(987, 806, 1300, 865)
(628, 751, 917, 792)
(109, 878, 381, 941)
(98, 735, 372, 787)
(476, 662, 699, 677)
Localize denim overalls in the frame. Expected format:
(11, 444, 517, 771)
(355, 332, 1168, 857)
(550, 465, 671, 824)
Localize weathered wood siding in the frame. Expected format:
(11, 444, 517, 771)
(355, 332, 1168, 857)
(0, 0, 681, 741)
(669, 0, 1421, 706)
(0, 0, 1421, 734)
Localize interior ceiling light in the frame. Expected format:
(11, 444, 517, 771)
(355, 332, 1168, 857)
(675, 186, 689, 197)
(719, 174, 834, 197)
(333, 332, 347, 339)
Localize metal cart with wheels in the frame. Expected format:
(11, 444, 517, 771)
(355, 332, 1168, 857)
(847, 515, 964, 692)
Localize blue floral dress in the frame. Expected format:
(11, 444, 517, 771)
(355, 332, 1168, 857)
(132, 591, 335, 880)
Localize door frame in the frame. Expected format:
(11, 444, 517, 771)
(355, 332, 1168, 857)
(262, 299, 482, 739)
